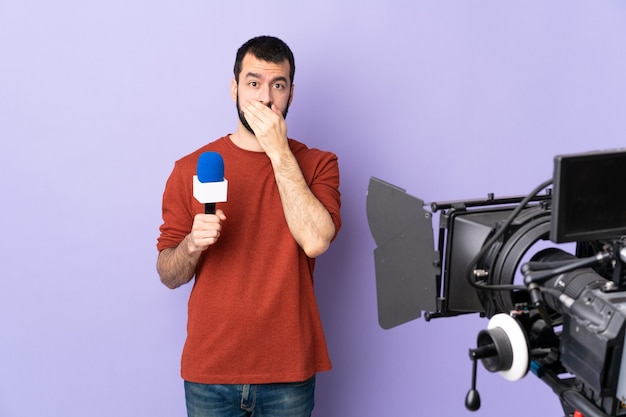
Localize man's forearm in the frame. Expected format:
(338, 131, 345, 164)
(271, 151, 335, 258)
(157, 235, 201, 289)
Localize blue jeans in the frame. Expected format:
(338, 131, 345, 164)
(184, 376, 316, 417)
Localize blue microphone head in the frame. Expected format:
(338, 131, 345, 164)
(197, 152, 224, 183)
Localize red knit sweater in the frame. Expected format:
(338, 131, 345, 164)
(157, 135, 342, 384)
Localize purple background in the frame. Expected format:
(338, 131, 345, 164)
(2, 1, 626, 416)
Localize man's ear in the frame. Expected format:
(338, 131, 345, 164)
(288, 84, 294, 106)
(230, 78, 238, 103)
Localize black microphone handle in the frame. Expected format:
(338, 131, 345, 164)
(204, 203, 216, 214)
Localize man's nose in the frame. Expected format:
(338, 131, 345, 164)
(257, 86, 272, 106)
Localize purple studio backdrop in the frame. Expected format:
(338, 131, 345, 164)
(2, 1, 626, 416)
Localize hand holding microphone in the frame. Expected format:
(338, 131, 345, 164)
(189, 152, 228, 252)
(187, 211, 226, 253)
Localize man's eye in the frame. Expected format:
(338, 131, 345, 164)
(274, 83, 285, 89)
(249, 81, 258, 87)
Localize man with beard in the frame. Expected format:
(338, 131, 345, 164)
(156, 35, 342, 417)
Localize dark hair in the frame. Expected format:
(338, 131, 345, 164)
(233, 36, 295, 85)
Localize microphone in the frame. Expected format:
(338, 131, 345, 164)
(193, 152, 228, 214)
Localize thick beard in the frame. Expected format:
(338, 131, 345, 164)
(236, 94, 289, 136)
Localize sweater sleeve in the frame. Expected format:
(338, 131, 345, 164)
(307, 151, 342, 241)
(156, 160, 196, 252)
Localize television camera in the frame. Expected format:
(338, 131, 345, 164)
(366, 149, 626, 417)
